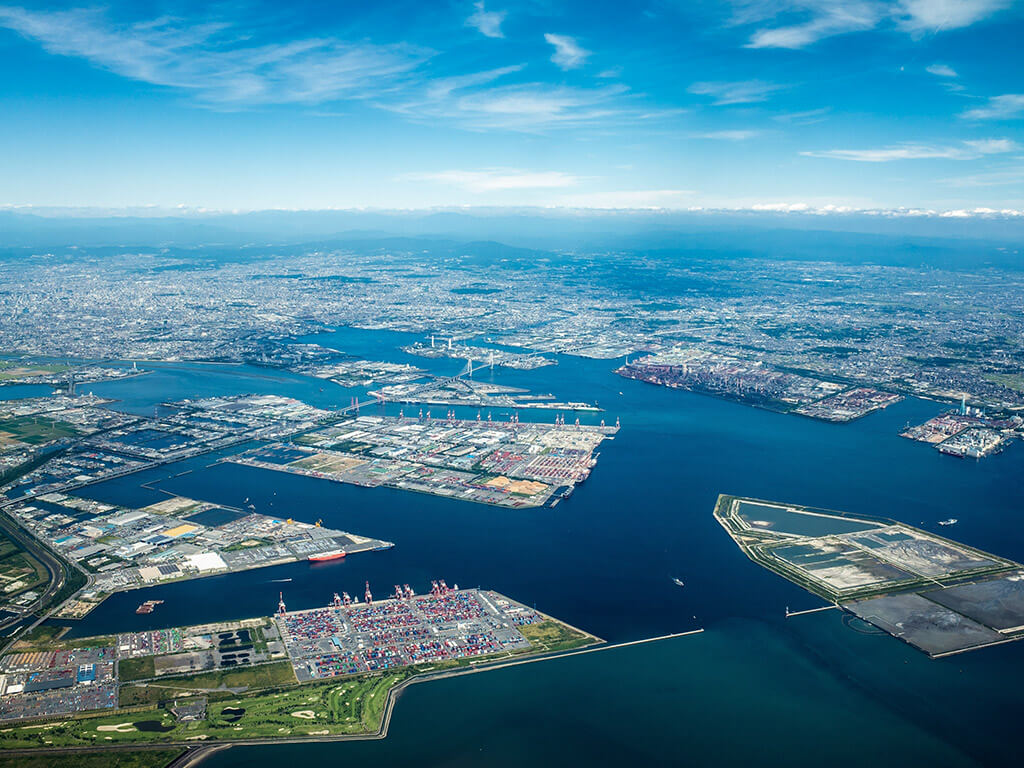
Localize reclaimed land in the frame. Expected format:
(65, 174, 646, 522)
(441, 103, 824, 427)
(712, 493, 1015, 604)
(0, 620, 599, 753)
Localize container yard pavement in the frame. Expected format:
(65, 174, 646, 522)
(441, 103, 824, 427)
(279, 587, 545, 681)
(234, 413, 617, 509)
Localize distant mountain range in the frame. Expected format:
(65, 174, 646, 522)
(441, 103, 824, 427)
(1, 207, 1022, 270)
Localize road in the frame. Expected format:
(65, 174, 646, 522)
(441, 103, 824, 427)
(0, 503, 69, 634)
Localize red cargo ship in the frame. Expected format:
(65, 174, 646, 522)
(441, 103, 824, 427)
(308, 549, 346, 562)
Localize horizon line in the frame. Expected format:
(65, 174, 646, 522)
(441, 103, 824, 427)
(3, 203, 1024, 220)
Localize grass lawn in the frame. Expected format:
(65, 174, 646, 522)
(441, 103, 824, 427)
(0, 363, 68, 382)
(0, 416, 78, 446)
(517, 620, 597, 652)
(9, 628, 117, 654)
(1, 671, 407, 750)
(119, 656, 156, 682)
(0, 748, 183, 768)
(120, 661, 298, 707)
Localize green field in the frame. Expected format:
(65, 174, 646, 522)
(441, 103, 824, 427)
(0, 363, 68, 382)
(0, 748, 183, 768)
(8, 627, 115, 653)
(118, 656, 156, 682)
(0, 416, 78, 446)
(119, 661, 299, 707)
(985, 372, 1024, 393)
(517, 620, 597, 652)
(0, 671, 407, 750)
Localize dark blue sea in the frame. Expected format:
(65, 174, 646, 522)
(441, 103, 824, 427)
(60, 327, 1024, 766)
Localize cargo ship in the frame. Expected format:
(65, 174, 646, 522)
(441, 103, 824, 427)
(135, 599, 164, 614)
(308, 549, 347, 562)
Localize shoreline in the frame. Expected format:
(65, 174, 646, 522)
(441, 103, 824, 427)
(0, 629, 702, 763)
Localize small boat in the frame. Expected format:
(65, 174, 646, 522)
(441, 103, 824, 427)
(309, 550, 347, 562)
(672, 577, 685, 588)
(938, 518, 958, 526)
(270, 578, 292, 583)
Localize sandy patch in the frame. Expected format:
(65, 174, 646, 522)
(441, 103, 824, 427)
(97, 723, 136, 733)
(291, 710, 316, 719)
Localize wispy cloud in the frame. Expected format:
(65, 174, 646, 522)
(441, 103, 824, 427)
(925, 63, 958, 78)
(466, 2, 506, 39)
(961, 94, 1024, 120)
(0, 5, 428, 107)
(744, 1, 882, 48)
(688, 80, 783, 105)
(387, 61, 638, 132)
(423, 65, 524, 101)
(773, 107, 830, 124)
(544, 33, 590, 70)
(691, 130, 760, 140)
(730, 0, 1009, 49)
(404, 168, 580, 192)
(0, 5, 646, 134)
(802, 138, 1018, 162)
(895, 0, 1011, 33)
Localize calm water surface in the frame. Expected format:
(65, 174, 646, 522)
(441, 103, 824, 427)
(58, 328, 1024, 766)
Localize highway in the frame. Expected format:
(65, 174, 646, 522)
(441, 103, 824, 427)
(0, 498, 71, 635)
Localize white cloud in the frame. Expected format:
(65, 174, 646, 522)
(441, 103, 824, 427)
(773, 107, 831, 124)
(801, 139, 1018, 161)
(404, 169, 580, 192)
(389, 75, 631, 131)
(962, 138, 1018, 153)
(745, 1, 882, 48)
(926, 63, 958, 77)
(544, 33, 590, 70)
(750, 202, 814, 211)
(0, 6, 427, 106)
(423, 65, 524, 101)
(688, 80, 783, 105)
(455, 83, 624, 128)
(961, 94, 1024, 120)
(466, 2, 506, 38)
(730, 0, 1009, 49)
(895, 0, 1010, 32)
(691, 130, 760, 140)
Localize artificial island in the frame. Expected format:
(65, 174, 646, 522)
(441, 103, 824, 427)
(0, 580, 599, 753)
(715, 494, 1024, 657)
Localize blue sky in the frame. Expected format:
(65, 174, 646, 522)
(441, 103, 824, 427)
(1, 0, 1023, 213)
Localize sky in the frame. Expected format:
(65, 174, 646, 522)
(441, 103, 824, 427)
(1, 0, 1023, 214)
